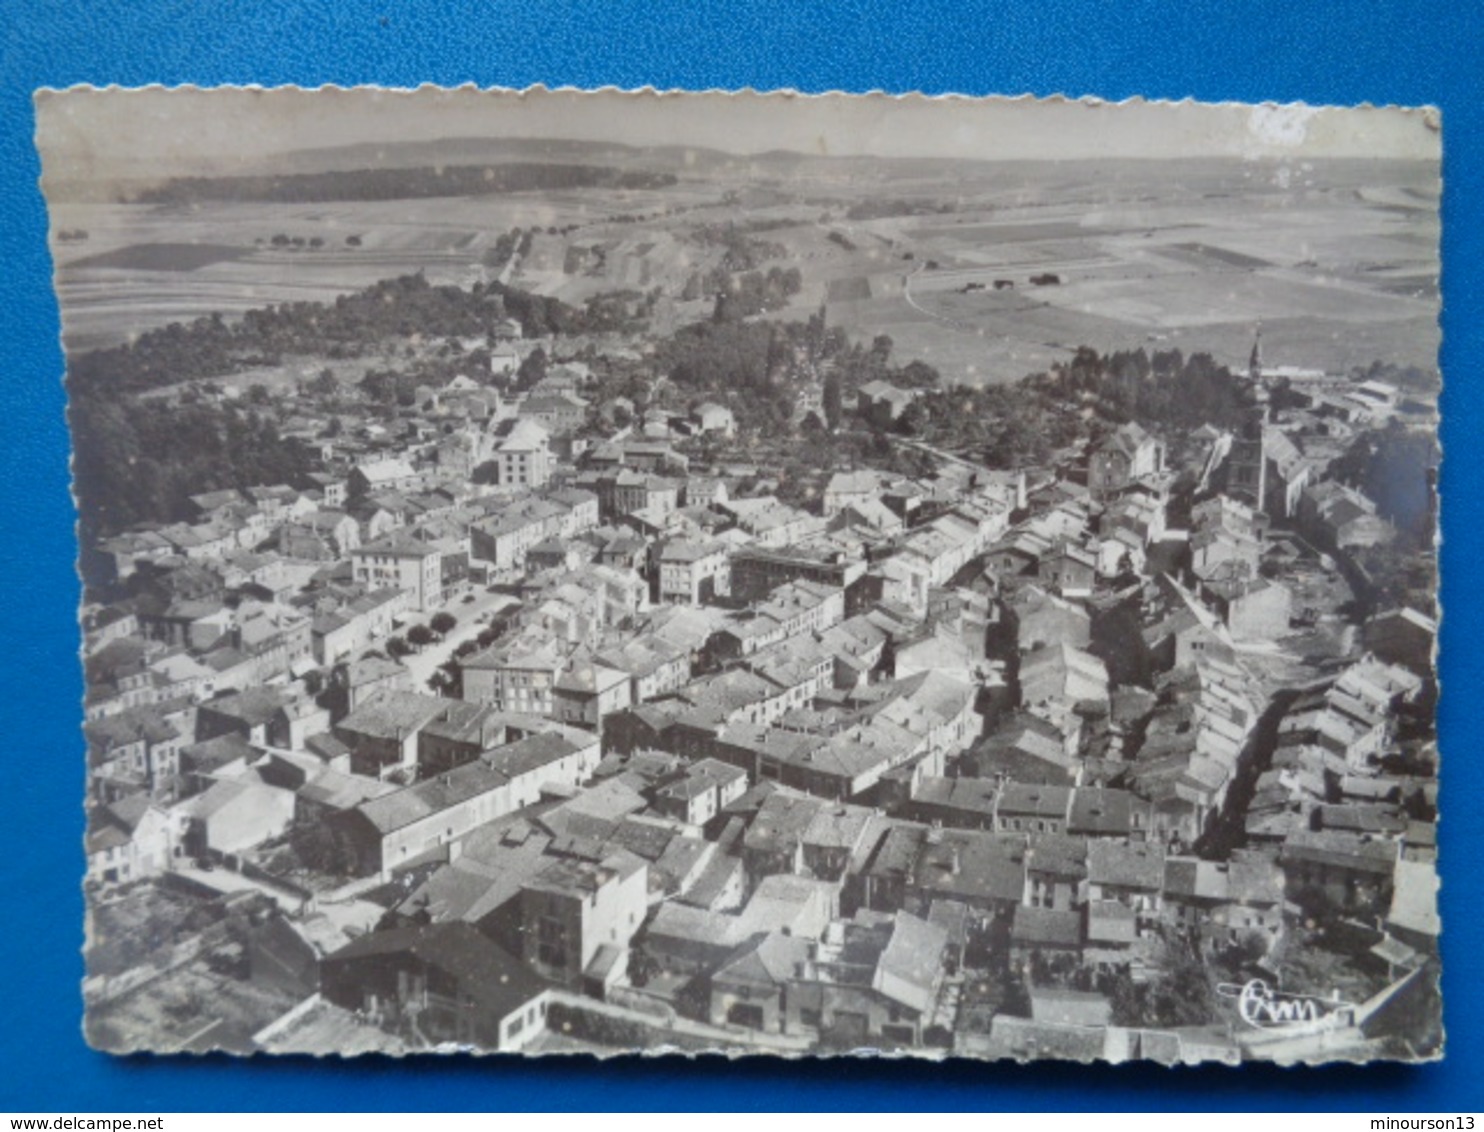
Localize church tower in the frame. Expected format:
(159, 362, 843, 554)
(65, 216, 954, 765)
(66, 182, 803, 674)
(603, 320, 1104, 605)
(1228, 327, 1268, 512)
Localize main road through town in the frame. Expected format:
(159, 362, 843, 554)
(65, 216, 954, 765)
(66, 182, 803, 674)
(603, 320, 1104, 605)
(396, 588, 524, 691)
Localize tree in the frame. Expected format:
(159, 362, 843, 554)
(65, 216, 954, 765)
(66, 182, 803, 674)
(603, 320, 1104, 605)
(628, 949, 662, 988)
(407, 624, 436, 648)
(68, 390, 318, 550)
(290, 820, 360, 876)
(1215, 931, 1270, 976)
(1107, 969, 1147, 1027)
(899, 360, 940, 389)
(896, 400, 929, 436)
(435, 660, 463, 699)
(429, 612, 457, 636)
(823, 372, 843, 431)
(386, 636, 412, 658)
(515, 346, 548, 392)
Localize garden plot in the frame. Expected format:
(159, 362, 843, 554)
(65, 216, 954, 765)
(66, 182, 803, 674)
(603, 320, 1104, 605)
(85, 959, 300, 1054)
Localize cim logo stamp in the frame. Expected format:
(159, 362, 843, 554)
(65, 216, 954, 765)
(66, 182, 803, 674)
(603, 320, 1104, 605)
(1216, 980, 1358, 1030)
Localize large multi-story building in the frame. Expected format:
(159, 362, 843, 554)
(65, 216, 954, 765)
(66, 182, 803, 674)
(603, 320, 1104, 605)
(461, 638, 568, 716)
(1088, 421, 1167, 500)
(493, 418, 553, 488)
(351, 534, 443, 612)
(658, 539, 730, 604)
(728, 545, 866, 604)
(520, 853, 649, 991)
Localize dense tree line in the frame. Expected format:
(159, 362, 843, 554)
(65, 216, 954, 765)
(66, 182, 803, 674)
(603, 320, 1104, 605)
(67, 275, 588, 396)
(583, 288, 662, 334)
(679, 222, 803, 315)
(681, 224, 789, 273)
(1038, 346, 1251, 431)
(828, 333, 893, 392)
(897, 383, 1080, 469)
(708, 266, 804, 320)
(481, 225, 580, 270)
(817, 330, 937, 398)
(653, 319, 810, 436)
(70, 392, 317, 540)
(129, 164, 677, 205)
(357, 368, 424, 407)
(658, 319, 778, 398)
(844, 198, 956, 221)
(878, 345, 1256, 469)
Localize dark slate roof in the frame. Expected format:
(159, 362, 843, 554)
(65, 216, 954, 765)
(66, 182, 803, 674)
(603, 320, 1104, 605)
(325, 922, 548, 1018)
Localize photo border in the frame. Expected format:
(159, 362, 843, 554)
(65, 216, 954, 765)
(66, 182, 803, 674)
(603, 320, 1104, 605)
(1, 0, 1479, 1111)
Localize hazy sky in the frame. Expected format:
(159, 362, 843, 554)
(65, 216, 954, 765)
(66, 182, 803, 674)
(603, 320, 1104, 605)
(35, 85, 1441, 183)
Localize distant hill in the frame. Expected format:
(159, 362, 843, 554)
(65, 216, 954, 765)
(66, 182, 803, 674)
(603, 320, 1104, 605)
(267, 136, 1030, 182)
(124, 162, 679, 205)
(272, 136, 742, 176)
(41, 130, 1438, 207)
(268, 140, 1441, 191)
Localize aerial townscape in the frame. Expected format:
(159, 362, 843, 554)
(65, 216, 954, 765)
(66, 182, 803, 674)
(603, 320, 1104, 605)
(52, 96, 1441, 1064)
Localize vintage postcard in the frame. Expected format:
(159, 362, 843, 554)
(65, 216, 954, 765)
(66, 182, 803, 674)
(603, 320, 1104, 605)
(36, 86, 1441, 1064)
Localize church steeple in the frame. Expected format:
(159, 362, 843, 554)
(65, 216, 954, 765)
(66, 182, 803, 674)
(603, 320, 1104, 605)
(1229, 324, 1269, 513)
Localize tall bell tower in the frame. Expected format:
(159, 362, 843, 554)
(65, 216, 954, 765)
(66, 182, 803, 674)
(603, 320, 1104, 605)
(1228, 327, 1268, 511)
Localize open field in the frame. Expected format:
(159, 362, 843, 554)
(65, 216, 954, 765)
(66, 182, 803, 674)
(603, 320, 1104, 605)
(50, 186, 728, 350)
(49, 154, 1440, 382)
(69, 242, 253, 272)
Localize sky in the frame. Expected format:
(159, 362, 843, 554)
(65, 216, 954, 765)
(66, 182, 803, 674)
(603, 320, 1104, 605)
(34, 85, 1441, 186)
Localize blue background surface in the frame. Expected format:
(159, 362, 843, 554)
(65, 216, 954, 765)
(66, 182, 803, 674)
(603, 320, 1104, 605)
(1, 0, 1480, 1112)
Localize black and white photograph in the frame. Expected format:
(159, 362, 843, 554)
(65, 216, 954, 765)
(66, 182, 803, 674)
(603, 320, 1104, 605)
(37, 86, 1442, 1064)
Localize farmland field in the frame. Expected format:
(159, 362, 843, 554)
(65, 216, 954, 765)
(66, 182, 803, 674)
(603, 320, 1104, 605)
(826, 276, 873, 302)
(67, 242, 252, 272)
(47, 153, 1441, 384)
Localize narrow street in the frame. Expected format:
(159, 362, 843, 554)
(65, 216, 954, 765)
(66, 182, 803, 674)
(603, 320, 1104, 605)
(1195, 687, 1302, 860)
(172, 865, 308, 915)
